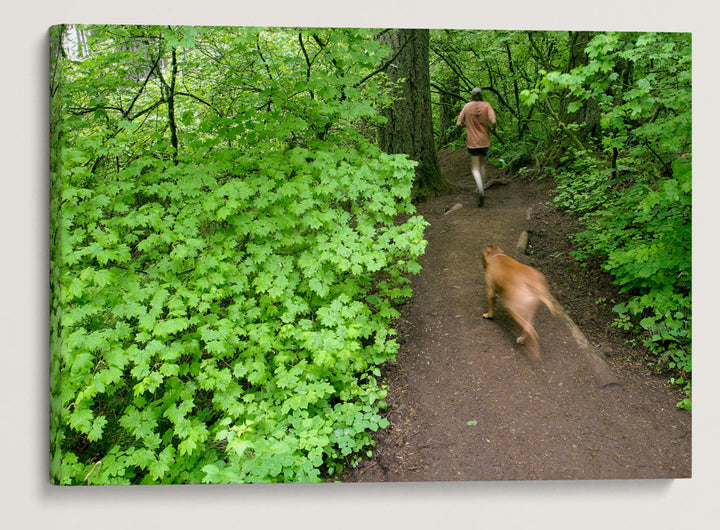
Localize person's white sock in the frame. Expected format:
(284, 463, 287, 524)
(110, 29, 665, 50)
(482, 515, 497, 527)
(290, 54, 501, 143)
(472, 168, 484, 195)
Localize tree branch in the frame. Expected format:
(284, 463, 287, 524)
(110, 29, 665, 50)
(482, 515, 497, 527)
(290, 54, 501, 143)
(175, 91, 213, 108)
(429, 82, 464, 103)
(544, 98, 587, 152)
(127, 99, 166, 121)
(526, 31, 553, 71)
(68, 105, 125, 116)
(123, 52, 163, 120)
(298, 32, 313, 83)
(642, 139, 673, 175)
(429, 43, 475, 91)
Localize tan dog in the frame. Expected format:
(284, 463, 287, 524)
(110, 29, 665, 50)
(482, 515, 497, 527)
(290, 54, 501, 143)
(481, 245, 558, 361)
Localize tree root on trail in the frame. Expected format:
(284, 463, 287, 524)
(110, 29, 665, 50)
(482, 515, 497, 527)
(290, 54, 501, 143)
(455, 178, 511, 193)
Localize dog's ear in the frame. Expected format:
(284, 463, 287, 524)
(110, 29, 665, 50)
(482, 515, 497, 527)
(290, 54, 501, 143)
(481, 246, 490, 268)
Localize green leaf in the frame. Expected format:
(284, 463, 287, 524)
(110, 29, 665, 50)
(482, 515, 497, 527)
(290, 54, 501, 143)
(154, 318, 190, 337)
(87, 415, 108, 442)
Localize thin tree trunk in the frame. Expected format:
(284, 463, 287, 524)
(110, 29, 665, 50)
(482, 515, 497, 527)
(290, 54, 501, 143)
(167, 47, 179, 165)
(504, 41, 523, 140)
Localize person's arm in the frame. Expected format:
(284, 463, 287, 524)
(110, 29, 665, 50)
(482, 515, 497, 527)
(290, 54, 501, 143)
(456, 104, 466, 127)
(488, 105, 497, 132)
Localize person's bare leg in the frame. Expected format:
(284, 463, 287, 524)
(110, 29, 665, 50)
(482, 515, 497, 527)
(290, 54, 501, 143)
(470, 155, 484, 207)
(479, 154, 487, 184)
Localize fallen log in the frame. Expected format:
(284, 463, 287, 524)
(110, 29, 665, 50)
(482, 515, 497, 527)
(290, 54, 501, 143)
(556, 308, 621, 390)
(483, 178, 510, 190)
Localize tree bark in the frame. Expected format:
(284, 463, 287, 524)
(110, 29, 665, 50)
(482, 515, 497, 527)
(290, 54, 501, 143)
(378, 29, 451, 197)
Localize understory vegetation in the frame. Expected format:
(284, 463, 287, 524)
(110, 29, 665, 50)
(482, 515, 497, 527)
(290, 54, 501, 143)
(524, 33, 691, 408)
(51, 26, 427, 484)
(50, 26, 692, 485)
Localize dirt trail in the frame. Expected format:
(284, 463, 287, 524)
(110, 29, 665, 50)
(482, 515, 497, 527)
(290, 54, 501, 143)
(343, 149, 691, 482)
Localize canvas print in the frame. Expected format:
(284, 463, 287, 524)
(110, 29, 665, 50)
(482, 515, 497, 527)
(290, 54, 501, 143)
(49, 25, 691, 485)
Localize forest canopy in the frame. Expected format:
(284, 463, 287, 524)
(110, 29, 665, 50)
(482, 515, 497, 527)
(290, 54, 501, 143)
(50, 25, 691, 485)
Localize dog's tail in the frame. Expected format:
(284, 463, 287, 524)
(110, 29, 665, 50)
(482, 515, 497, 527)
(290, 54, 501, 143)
(535, 285, 561, 316)
(540, 293, 561, 317)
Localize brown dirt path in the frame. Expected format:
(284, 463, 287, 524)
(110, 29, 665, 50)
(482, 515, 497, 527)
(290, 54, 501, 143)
(342, 149, 691, 482)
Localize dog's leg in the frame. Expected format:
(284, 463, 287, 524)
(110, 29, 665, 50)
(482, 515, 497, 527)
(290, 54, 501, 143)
(508, 304, 541, 361)
(482, 285, 495, 319)
(520, 331, 541, 362)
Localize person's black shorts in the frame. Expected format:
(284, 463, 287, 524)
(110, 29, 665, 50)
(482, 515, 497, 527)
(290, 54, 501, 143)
(467, 147, 489, 157)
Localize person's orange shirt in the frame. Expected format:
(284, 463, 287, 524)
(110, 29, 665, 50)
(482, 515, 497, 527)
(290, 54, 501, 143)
(457, 101, 496, 149)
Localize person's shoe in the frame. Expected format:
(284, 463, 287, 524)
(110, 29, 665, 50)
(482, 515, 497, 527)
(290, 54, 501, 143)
(477, 191, 485, 207)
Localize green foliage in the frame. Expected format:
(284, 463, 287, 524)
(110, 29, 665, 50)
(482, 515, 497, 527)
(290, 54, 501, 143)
(430, 29, 572, 163)
(528, 32, 692, 406)
(51, 25, 427, 484)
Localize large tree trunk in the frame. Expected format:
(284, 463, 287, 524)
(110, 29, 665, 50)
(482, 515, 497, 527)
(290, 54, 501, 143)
(378, 29, 451, 197)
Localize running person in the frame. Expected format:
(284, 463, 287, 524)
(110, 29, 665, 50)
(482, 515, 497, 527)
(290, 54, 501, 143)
(457, 87, 497, 207)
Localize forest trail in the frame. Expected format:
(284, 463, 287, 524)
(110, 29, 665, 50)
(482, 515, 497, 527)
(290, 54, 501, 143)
(343, 149, 691, 482)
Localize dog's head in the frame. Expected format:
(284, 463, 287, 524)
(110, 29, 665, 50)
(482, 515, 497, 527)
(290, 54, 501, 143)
(481, 245, 504, 269)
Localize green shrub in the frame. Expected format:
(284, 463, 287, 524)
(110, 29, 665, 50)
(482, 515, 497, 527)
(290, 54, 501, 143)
(53, 138, 427, 484)
(50, 25, 429, 484)
(527, 32, 692, 408)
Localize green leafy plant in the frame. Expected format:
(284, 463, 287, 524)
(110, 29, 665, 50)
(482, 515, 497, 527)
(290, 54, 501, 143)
(523, 32, 691, 407)
(51, 25, 428, 484)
